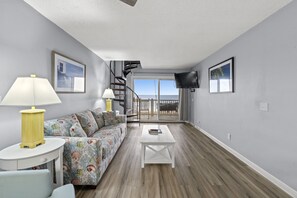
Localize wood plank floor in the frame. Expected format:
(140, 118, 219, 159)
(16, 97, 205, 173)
(75, 123, 291, 198)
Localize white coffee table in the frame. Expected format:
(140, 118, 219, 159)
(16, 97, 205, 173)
(140, 125, 176, 168)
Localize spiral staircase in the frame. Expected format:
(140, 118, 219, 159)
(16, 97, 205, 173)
(109, 61, 141, 124)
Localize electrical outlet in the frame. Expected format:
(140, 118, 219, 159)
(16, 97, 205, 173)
(227, 133, 231, 141)
(259, 102, 269, 112)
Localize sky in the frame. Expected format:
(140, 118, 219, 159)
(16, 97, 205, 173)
(134, 79, 178, 95)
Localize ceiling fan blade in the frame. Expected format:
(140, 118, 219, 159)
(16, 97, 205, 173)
(119, 0, 137, 7)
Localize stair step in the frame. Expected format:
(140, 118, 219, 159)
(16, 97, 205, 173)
(124, 64, 138, 71)
(112, 88, 125, 91)
(127, 114, 138, 117)
(124, 61, 140, 67)
(127, 119, 140, 123)
(111, 82, 125, 86)
(123, 70, 131, 77)
(114, 98, 124, 102)
(115, 76, 126, 81)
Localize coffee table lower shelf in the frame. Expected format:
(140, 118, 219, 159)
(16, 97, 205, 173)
(141, 144, 175, 168)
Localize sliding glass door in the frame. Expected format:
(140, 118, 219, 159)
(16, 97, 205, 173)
(159, 80, 179, 121)
(134, 79, 158, 121)
(133, 78, 179, 121)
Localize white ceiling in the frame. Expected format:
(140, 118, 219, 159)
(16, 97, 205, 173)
(24, 0, 291, 69)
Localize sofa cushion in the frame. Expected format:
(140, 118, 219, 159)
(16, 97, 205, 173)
(59, 114, 83, 136)
(44, 119, 67, 136)
(99, 123, 126, 135)
(117, 123, 126, 134)
(70, 123, 87, 137)
(91, 127, 122, 160)
(76, 110, 99, 137)
(91, 108, 105, 129)
(102, 112, 120, 126)
(44, 114, 82, 137)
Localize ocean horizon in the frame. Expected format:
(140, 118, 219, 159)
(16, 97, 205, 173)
(139, 95, 178, 100)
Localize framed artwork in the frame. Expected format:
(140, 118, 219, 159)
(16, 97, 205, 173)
(52, 51, 86, 93)
(209, 57, 234, 93)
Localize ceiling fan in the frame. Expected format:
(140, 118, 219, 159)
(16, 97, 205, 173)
(119, 0, 137, 7)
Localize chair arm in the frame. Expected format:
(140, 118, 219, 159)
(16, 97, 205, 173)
(62, 137, 102, 185)
(50, 184, 75, 198)
(0, 170, 52, 198)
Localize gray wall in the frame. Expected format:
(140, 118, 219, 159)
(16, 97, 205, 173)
(0, 0, 109, 150)
(190, 1, 297, 190)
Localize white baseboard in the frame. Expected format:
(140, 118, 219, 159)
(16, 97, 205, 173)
(185, 121, 297, 197)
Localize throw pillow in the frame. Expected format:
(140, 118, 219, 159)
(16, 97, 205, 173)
(57, 114, 82, 136)
(70, 123, 87, 137)
(91, 108, 105, 129)
(44, 119, 66, 136)
(76, 110, 99, 136)
(102, 112, 119, 126)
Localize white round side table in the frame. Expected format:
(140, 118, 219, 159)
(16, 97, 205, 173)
(0, 138, 65, 188)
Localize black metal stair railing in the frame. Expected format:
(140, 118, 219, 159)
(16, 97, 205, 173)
(109, 61, 140, 123)
(126, 86, 141, 121)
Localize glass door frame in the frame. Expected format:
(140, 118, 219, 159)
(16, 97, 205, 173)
(132, 75, 178, 121)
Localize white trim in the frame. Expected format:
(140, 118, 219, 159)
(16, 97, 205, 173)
(157, 79, 160, 120)
(185, 121, 297, 197)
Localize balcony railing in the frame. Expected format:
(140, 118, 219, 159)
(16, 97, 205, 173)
(133, 98, 179, 118)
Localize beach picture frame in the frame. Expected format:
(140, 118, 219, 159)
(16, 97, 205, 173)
(52, 51, 86, 93)
(209, 57, 234, 93)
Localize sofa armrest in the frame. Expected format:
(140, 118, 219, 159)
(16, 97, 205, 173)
(116, 114, 127, 123)
(62, 137, 102, 185)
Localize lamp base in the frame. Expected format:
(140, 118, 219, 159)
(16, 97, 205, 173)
(20, 109, 46, 148)
(106, 99, 112, 112)
(20, 140, 45, 148)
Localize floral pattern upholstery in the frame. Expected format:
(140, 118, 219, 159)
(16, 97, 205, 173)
(103, 112, 119, 126)
(115, 115, 126, 123)
(76, 110, 99, 137)
(91, 108, 105, 129)
(70, 123, 87, 137)
(99, 123, 126, 135)
(44, 119, 66, 136)
(44, 114, 82, 136)
(44, 109, 127, 186)
(91, 126, 122, 160)
(63, 137, 102, 185)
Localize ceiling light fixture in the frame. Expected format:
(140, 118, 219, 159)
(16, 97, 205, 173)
(119, 0, 137, 7)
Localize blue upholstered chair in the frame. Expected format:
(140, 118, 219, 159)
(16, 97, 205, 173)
(0, 169, 75, 198)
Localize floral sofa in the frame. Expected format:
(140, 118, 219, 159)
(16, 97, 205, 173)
(44, 108, 126, 186)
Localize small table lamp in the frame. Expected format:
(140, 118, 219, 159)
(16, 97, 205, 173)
(102, 88, 115, 112)
(0, 74, 61, 148)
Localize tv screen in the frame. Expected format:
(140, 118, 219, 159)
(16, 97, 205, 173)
(174, 71, 199, 88)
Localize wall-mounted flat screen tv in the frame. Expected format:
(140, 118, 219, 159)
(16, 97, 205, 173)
(174, 71, 199, 89)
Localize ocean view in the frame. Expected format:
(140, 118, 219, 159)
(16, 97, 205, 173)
(139, 95, 178, 100)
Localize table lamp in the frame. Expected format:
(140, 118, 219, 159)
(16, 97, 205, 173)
(0, 74, 61, 148)
(102, 88, 115, 112)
